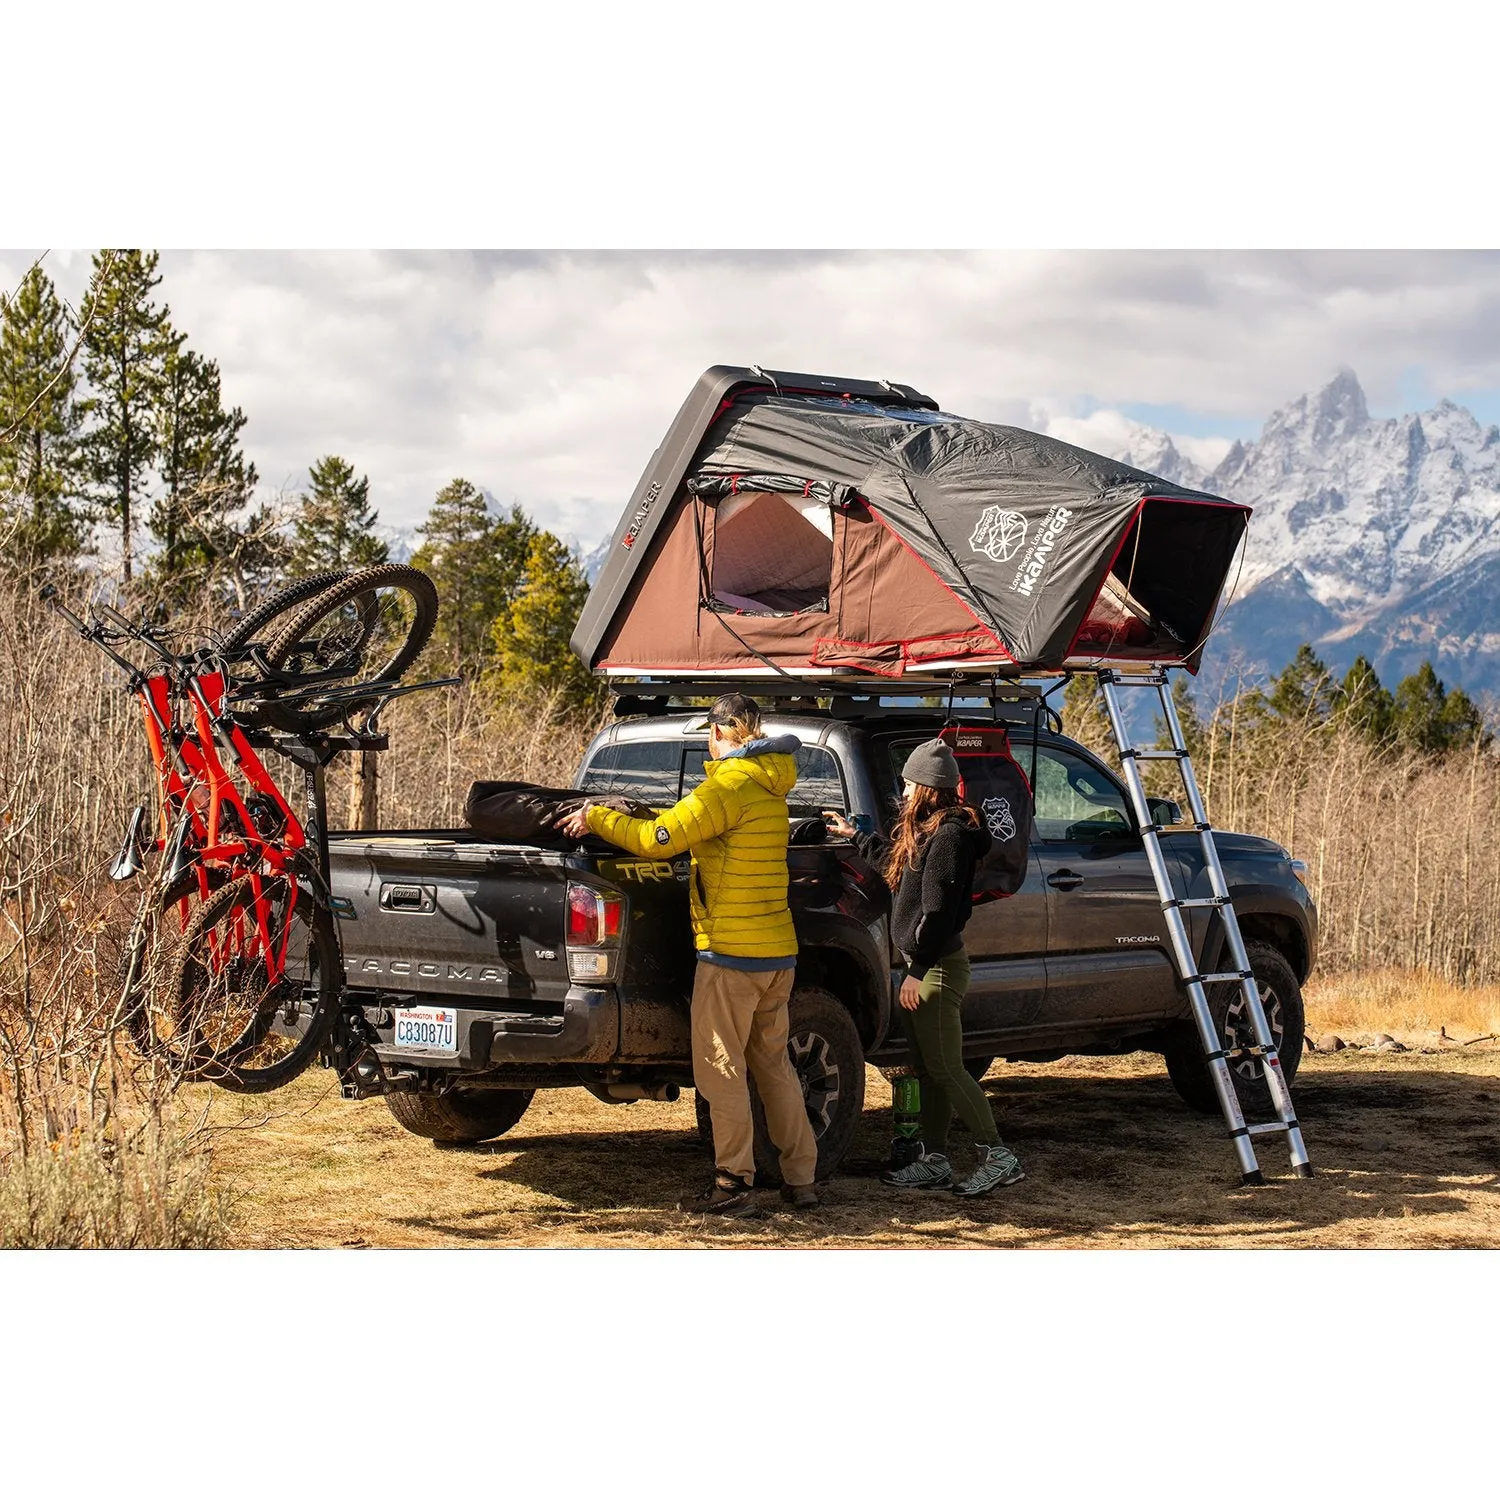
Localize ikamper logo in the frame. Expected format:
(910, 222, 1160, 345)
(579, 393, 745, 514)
(969, 506, 1028, 562)
(1010, 505, 1075, 596)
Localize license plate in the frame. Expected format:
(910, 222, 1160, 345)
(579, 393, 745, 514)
(391, 1006, 459, 1055)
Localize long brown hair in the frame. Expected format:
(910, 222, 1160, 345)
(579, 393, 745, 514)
(883, 784, 977, 889)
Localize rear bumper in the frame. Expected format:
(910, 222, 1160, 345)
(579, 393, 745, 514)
(360, 985, 620, 1070)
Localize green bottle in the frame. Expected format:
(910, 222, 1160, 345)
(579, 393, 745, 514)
(893, 1075, 921, 1138)
(889, 1074, 923, 1169)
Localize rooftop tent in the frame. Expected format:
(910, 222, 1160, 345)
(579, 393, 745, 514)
(572, 367, 1251, 678)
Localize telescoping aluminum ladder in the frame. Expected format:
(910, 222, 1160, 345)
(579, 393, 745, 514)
(1097, 668, 1313, 1185)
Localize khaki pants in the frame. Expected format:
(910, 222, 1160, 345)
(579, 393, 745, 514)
(692, 961, 819, 1188)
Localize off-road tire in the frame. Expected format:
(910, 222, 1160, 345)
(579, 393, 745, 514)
(385, 1088, 535, 1143)
(1162, 940, 1306, 1116)
(693, 985, 866, 1185)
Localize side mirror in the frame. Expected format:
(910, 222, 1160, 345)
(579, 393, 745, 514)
(1147, 796, 1183, 827)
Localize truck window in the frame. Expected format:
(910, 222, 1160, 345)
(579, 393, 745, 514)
(789, 744, 847, 818)
(1031, 746, 1132, 841)
(579, 741, 684, 806)
(677, 741, 845, 818)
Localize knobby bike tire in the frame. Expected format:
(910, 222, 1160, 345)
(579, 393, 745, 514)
(218, 570, 355, 654)
(259, 564, 439, 731)
(169, 873, 340, 1094)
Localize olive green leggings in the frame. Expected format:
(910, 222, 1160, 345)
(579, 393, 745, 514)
(904, 949, 1002, 1151)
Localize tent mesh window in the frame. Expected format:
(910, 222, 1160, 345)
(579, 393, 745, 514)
(709, 491, 832, 616)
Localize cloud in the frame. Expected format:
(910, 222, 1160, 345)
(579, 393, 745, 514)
(6, 249, 1500, 545)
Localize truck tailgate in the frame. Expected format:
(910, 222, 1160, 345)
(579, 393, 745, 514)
(329, 833, 578, 1006)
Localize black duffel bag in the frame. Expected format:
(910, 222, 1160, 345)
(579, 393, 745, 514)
(463, 781, 656, 849)
(938, 727, 1035, 902)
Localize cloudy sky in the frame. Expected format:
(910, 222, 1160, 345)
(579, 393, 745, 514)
(9, 249, 1500, 551)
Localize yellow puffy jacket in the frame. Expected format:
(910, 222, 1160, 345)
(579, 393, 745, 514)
(585, 735, 800, 960)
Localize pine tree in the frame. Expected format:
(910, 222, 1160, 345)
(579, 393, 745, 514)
(1333, 655, 1394, 744)
(1438, 684, 1487, 751)
(1392, 661, 1488, 754)
(78, 250, 173, 581)
(0, 264, 86, 566)
(289, 455, 387, 573)
(149, 341, 258, 591)
(409, 481, 537, 673)
(1268, 643, 1336, 725)
(491, 532, 602, 714)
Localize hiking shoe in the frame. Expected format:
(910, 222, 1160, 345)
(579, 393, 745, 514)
(952, 1144, 1025, 1197)
(780, 1182, 820, 1209)
(679, 1174, 757, 1217)
(881, 1150, 953, 1189)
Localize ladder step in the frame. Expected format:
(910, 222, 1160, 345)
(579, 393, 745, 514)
(1119, 748, 1186, 761)
(1187, 970, 1254, 986)
(1143, 822, 1213, 837)
(1246, 1122, 1293, 1137)
(1165, 897, 1231, 910)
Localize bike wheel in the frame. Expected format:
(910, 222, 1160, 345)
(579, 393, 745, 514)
(261, 564, 439, 729)
(169, 873, 340, 1094)
(219, 571, 355, 655)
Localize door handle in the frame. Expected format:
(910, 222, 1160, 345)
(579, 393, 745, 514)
(1046, 870, 1084, 891)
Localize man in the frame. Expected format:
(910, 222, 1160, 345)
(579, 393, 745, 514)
(556, 693, 819, 1216)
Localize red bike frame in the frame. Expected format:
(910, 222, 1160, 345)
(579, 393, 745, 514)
(136, 665, 306, 986)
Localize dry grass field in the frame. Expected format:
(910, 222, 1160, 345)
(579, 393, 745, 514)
(208, 970, 1500, 1251)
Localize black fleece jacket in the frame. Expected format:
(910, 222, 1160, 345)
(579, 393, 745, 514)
(855, 812, 992, 980)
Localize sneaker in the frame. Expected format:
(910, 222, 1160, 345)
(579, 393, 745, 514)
(952, 1144, 1025, 1197)
(679, 1174, 757, 1217)
(780, 1182, 820, 1209)
(881, 1150, 953, 1189)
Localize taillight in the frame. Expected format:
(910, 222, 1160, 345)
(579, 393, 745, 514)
(566, 883, 623, 947)
(565, 883, 623, 983)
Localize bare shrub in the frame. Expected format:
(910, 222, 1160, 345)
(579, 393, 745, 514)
(0, 566, 237, 1247)
(335, 671, 603, 830)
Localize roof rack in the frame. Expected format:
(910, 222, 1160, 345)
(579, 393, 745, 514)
(608, 674, 1051, 704)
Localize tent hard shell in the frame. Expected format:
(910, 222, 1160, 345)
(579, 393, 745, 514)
(571, 366, 1251, 679)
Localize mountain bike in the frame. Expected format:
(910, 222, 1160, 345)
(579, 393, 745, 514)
(45, 566, 455, 1095)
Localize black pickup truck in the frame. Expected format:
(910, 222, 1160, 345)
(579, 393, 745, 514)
(327, 701, 1317, 1179)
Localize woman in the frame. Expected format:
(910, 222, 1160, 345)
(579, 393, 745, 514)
(556, 693, 819, 1217)
(827, 738, 1025, 1196)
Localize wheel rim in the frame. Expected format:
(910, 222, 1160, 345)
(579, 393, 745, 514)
(788, 1029, 841, 1137)
(1222, 980, 1283, 1082)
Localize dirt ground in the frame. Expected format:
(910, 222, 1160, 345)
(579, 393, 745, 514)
(209, 1038, 1500, 1249)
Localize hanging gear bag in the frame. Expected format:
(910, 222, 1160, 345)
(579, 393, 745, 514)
(938, 726, 1034, 901)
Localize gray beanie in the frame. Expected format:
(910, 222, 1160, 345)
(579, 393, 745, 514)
(901, 738, 960, 790)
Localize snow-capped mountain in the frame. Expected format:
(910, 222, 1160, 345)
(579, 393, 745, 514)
(580, 538, 610, 584)
(1068, 371, 1500, 706)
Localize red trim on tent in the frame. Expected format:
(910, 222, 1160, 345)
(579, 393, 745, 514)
(1061, 494, 1254, 665)
(858, 502, 1018, 664)
(812, 627, 1009, 675)
(1065, 495, 1150, 660)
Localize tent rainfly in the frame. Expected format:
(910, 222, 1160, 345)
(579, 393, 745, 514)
(571, 366, 1251, 679)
